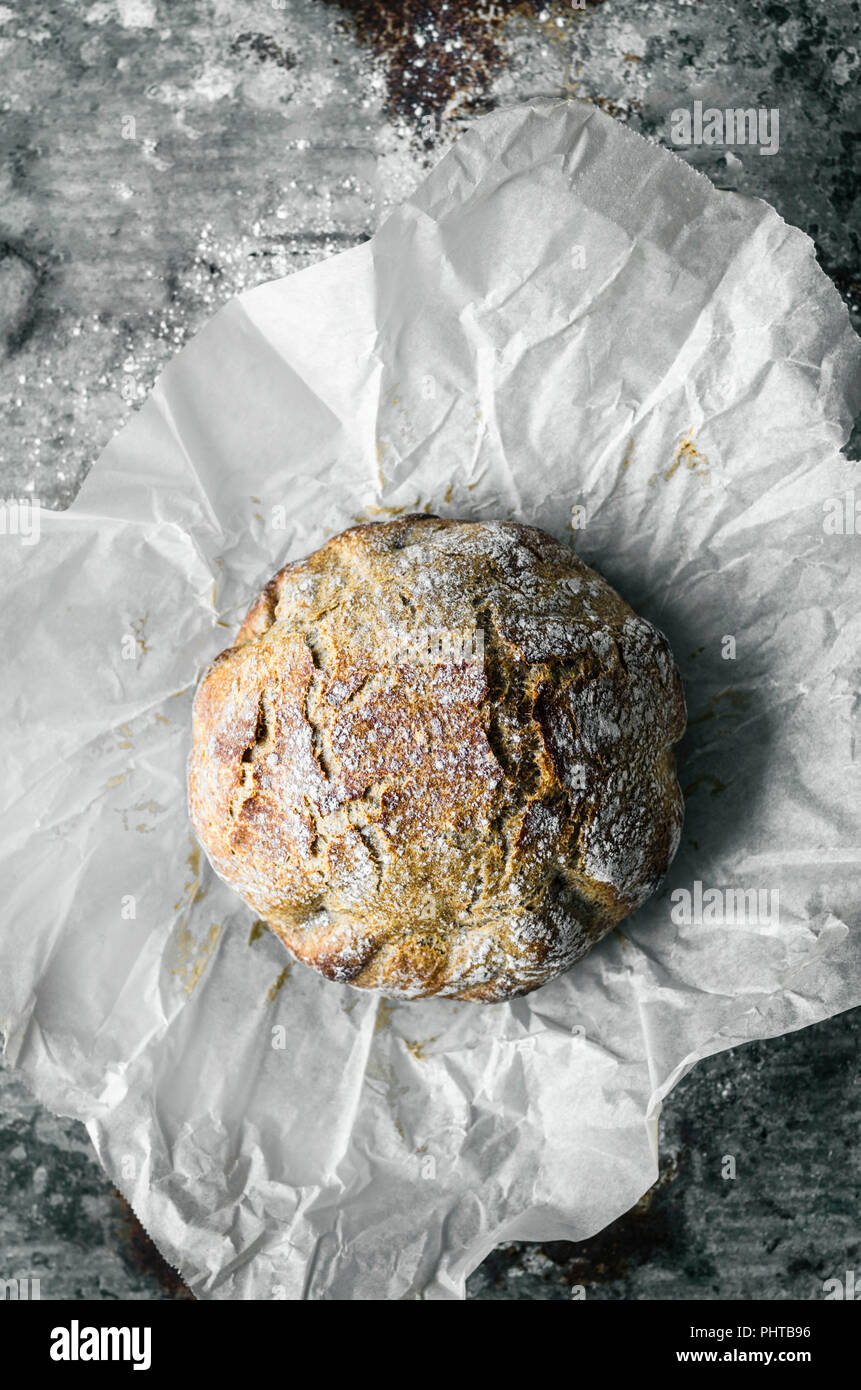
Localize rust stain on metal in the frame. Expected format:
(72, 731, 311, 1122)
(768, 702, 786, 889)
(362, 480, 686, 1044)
(115, 1195, 195, 1299)
(326, 0, 606, 137)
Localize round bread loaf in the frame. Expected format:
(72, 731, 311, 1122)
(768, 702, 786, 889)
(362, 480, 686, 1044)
(188, 516, 685, 1002)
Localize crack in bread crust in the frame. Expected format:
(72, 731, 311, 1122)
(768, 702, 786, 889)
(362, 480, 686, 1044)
(188, 516, 686, 1002)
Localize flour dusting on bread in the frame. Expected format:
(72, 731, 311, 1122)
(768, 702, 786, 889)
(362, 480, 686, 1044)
(188, 516, 685, 1002)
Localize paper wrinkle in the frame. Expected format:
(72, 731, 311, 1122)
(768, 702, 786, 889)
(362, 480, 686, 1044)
(230, 298, 348, 446)
(149, 388, 227, 539)
(1, 98, 860, 1299)
(457, 302, 526, 513)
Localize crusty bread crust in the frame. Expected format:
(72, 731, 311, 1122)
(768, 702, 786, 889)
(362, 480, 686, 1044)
(188, 516, 685, 1002)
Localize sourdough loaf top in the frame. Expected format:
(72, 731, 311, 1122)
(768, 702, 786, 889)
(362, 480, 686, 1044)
(188, 515, 685, 1001)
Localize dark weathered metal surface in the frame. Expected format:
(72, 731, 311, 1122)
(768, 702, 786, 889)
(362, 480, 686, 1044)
(1, 0, 858, 1300)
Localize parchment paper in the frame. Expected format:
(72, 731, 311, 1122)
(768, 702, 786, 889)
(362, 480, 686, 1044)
(2, 100, 860, 1300)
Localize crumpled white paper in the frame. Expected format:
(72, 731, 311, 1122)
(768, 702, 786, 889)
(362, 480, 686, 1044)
(2, 100, 860, 1301)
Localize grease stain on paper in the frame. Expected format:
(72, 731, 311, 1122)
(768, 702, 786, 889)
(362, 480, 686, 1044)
(651, 427, 711, 485)
(169, 920, 222, 996)
(682, 772, 731, 798)
(374, 997, 396, 1032)
(266, 964, 291, 1003)
(688, 687, 752, 726)
(129, 614, 150, 655)
(115, 798, 167, 834)
(167, 842, 219, 995)
(404, 1035, 438, 1060)
(350, 496, 432, 526)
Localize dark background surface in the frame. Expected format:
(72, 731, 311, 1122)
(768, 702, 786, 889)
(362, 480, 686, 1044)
(0, 0, 858, 1299)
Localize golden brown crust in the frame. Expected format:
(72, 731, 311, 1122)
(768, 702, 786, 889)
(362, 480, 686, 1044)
(188, 516, 686, 1001)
